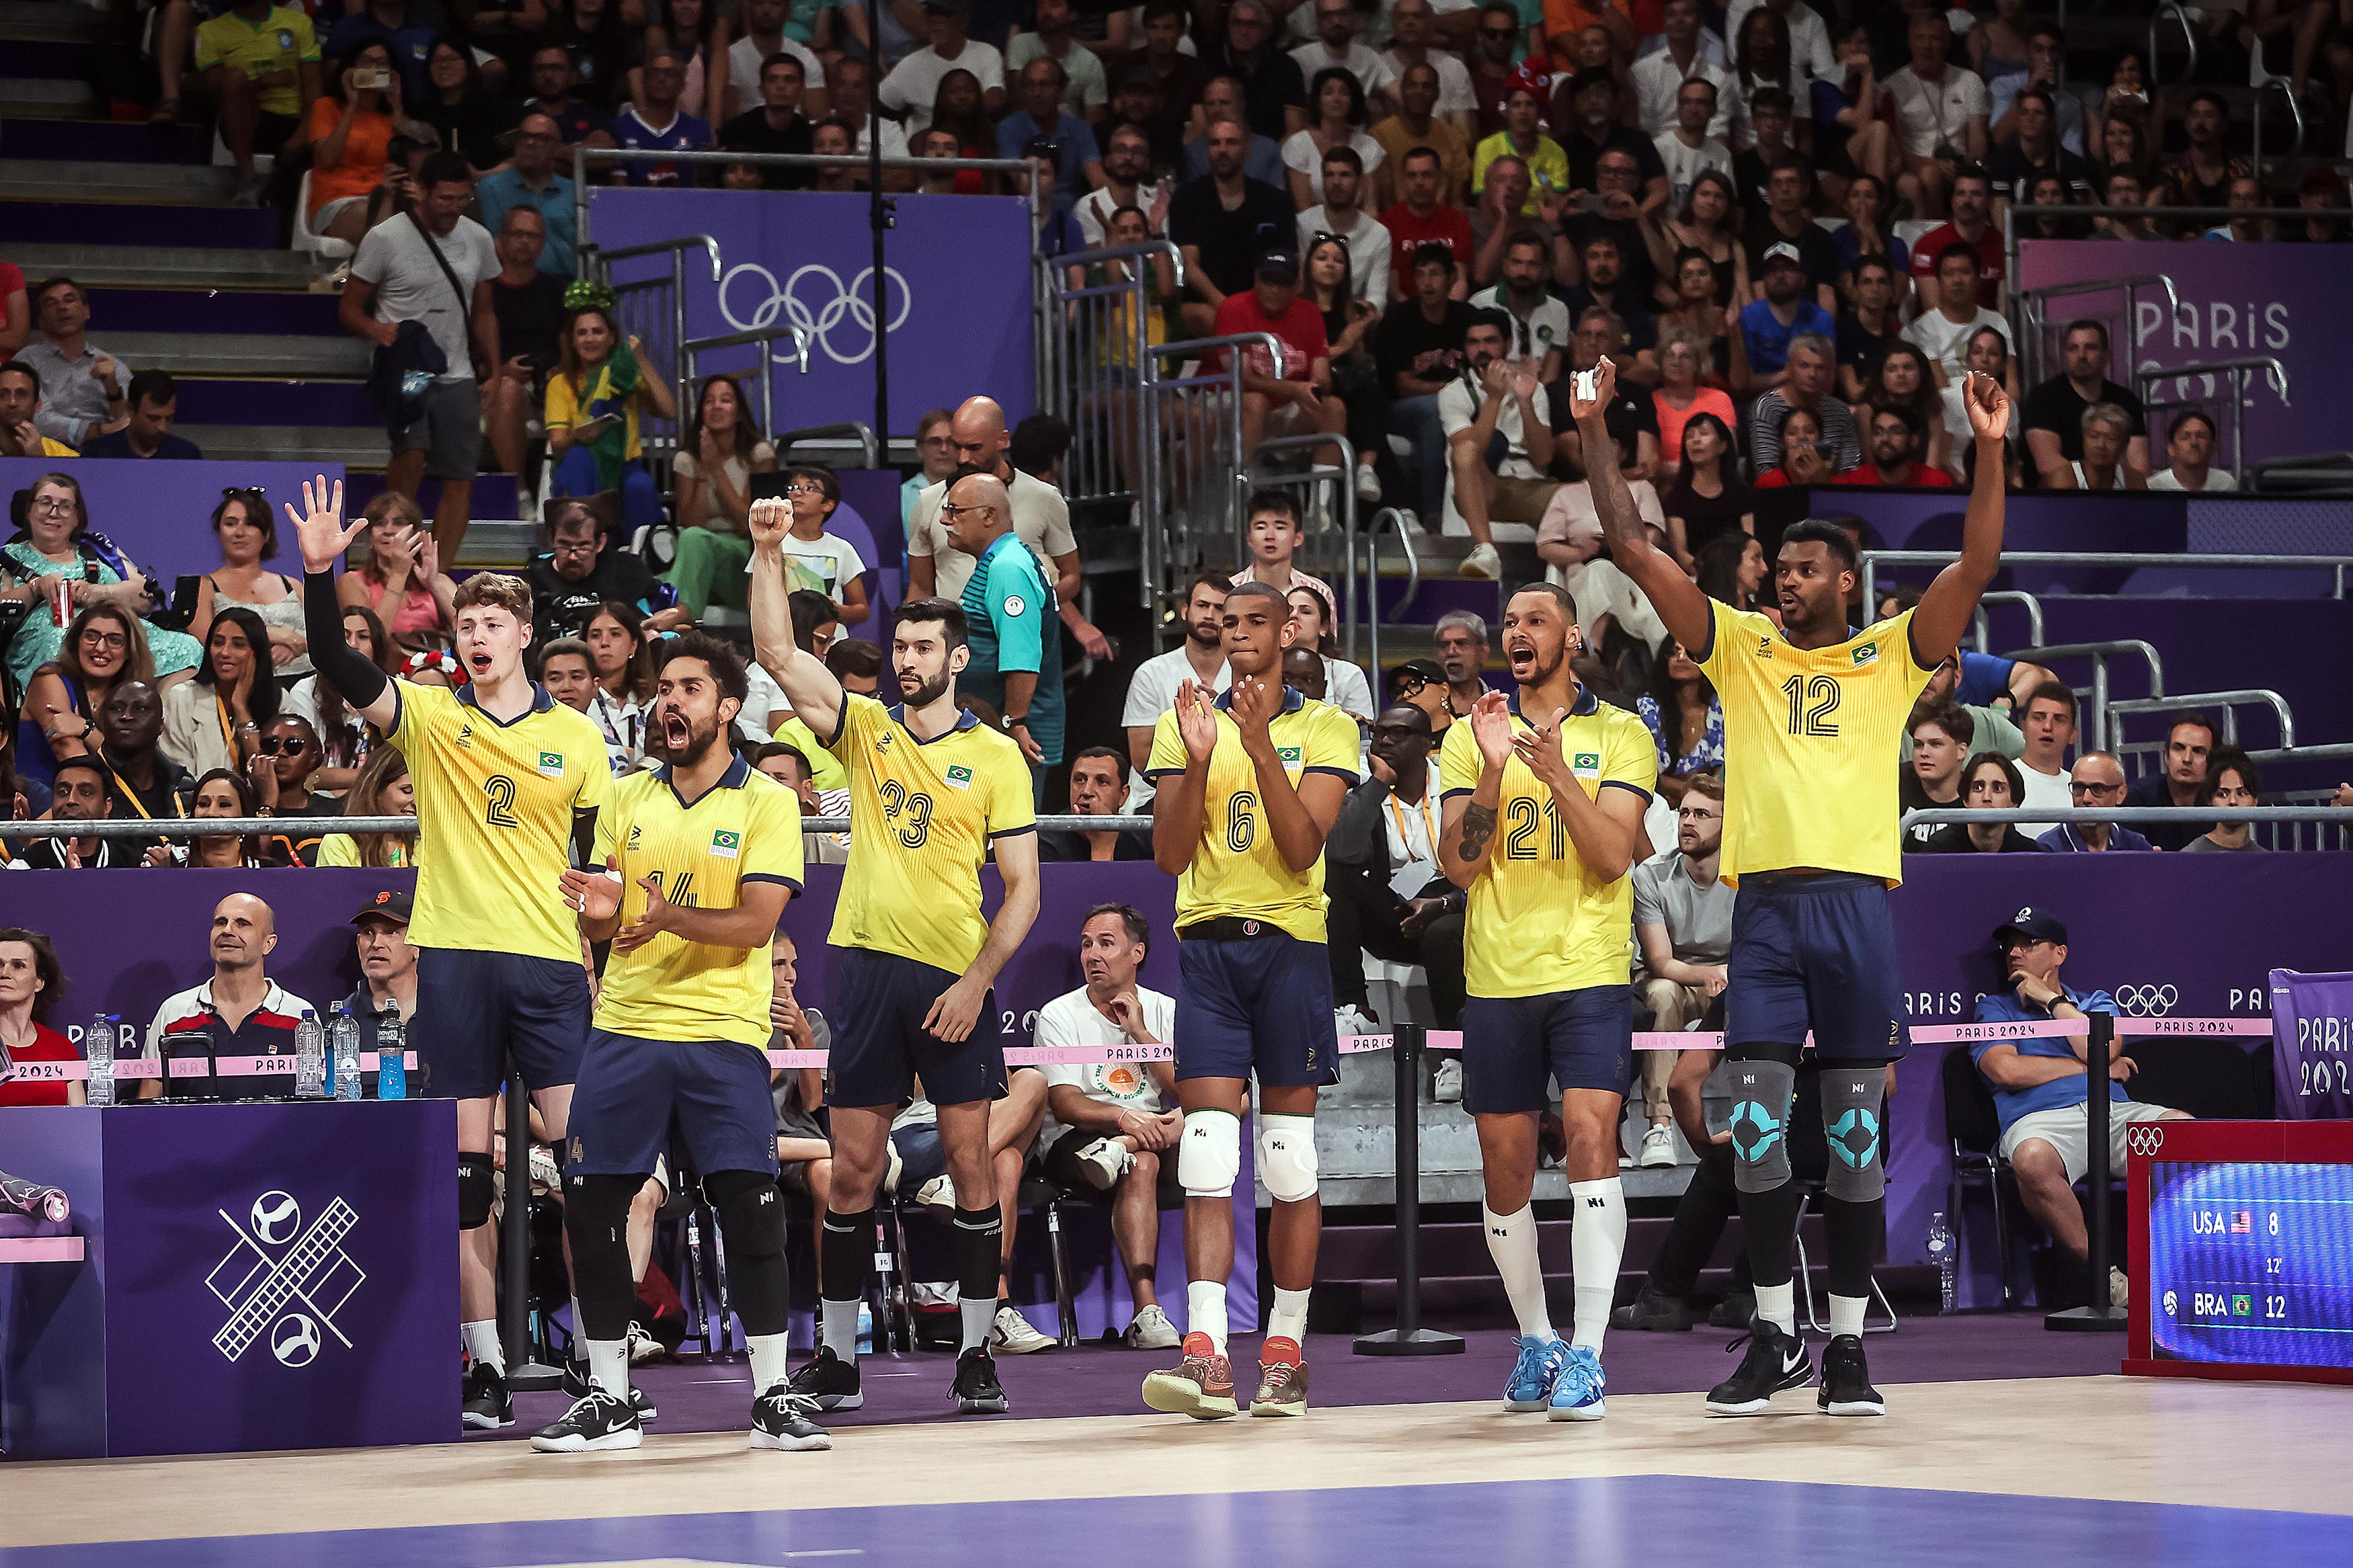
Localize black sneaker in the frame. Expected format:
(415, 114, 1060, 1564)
(1817, 1333, 1886, 1417)
(529, 1390, 642, 1452)
(462, 1361, 513, 1430)
(750, 1385, 834, 1452)
(563, 1355, 657, 1420)
(951, 1346, 1009, 1413)
(1609, 1282, 1696, 1332)
(785, 1346, 865, 1411)
(1710, 1286, 1758, 1331)
(1703, 1322, 1812, 1416)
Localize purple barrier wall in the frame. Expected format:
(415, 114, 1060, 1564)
(584, 189, 1036, 437)
(2015, 240, 2344, 467)
(1, 458, 346, 586)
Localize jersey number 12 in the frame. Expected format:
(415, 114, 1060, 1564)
(1781, 673, 1841, 737)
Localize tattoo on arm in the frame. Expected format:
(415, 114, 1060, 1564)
(1459, 802, 1497, 863)
(1587, 443, 1646, 552)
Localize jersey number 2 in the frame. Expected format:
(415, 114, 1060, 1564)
(1781, 674, 1841, 737)
(483, 774, 518, 827)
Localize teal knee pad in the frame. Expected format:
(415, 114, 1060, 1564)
(1726, 1058, 1797, 1194)
(1821, 1067, 1887, 1202)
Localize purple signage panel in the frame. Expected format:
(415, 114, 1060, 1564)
(0, 458, 346, 585)
(0, 1106, 108, 1458)
(584, 188, 1036, 436)
(2270, 969, 2353, 1120)
(2015, 239, 2346, 465)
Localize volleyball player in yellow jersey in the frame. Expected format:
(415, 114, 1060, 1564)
(288, 477, 610, 1432)
(1436, 583, 1657, 1421)
(1574, 360, 2014, 1417)
(1139, 581, 1359, 1420)
(746, 497, 1041, 1419)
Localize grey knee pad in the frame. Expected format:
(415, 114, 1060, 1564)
(1820, 1067, 1888, 1202)
(1725, 1059, 1798, 1194)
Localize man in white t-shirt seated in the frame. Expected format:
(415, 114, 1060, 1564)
(1036, 905, 1184, 1350)
(2146, 409, 2235, 493)
(2012, 679, 2077, 836)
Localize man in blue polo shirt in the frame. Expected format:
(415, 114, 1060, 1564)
(1968, 906, 2186, 1301)
(940, 468, 1064, 790)
(996, 54, 1102, 214)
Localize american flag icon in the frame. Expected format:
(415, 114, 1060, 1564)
(206, 1196, 367, 1363)
(2231, 1211, 2253, 1234)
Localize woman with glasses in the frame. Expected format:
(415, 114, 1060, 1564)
(316, 743, 417, 868)
(248, 713, 337, 866)
(189, 487, 309, 682)
(668, 374, 778, 618)
(161, 606, 279, 778)
(3, 471, 200, 703)
(16, 604, 161, 774)
(768, 463, 871, 626)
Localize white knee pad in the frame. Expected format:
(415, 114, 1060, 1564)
(1257, 1113, 1320, 1205)
(1179, 1108, 1242, 1199)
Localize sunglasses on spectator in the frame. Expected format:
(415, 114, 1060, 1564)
(2069, 779, 2123, 793)
(255, 736, 314, 756)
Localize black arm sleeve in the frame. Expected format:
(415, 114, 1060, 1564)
(304, 568, 390, 709)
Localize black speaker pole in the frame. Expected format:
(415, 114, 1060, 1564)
(1355, 1024, 1464, 1356)
(503, 1063, 564, 1385)
(2048, 1010, 2127, 1332)
(864, 0, 893, 448)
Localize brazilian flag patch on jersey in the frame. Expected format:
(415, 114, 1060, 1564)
(1278, 746, 1302, 764)
(711, 829, 741, 859)
(1572, 751, 1601, 776)
(1851, 643, 1880, 666)
(945, 764, 975, 789)
(537, 750, 565, 776)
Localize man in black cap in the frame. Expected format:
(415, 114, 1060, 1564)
(344, 890, 420, 1096)
(1967, 906, 2188, 1305)
(1387, 657, 1455, 739)
(1213, 247, 1347, 468)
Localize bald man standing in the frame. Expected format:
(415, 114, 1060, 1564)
(906, 395, 1109, 661)
(143, 892, 318, 1102)
(942, 469, 1065, 785)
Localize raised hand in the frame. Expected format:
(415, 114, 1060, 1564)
(1509, 354, 1540, 403)
(1512, 705, 1574, 788)
(1568, 355, 1616, 421)
(1107, 989, 1148, 1039)
(282, 474, 364, 575)
(1173, 678, 1220, 764)
(415, 532, 441, 582)
(1468, 688, 1517, 773)
(1228, 673, 1281, 739)
(1964, 371, 2011, 442)
(748, 494, 791, 550)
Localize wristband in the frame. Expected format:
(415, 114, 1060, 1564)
(1007, 715, 1031, 728)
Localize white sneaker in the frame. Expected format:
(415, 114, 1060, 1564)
(1333, 1003, 1380, 1040)
(2110, 1266, 2130, 1309)
(1125, 1303, 1181, 1350)
(1460, 542, 1502, 579)
(912, 1175, 956, 1213)
(1432, 1059, 1463, 1104)
(1354, 461, 1382, 504)
(626, 1321, 663, 1365)
(884, 1139, 905, 1194)
(990, 1304, 1055, 1354)
(1075, 1136, 1133, 1190)
(1639, 1123, 1678, 1168)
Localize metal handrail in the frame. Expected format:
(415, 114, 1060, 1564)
(2151, 3, 2199, 85)
(24, 814, 1164, 841)
(2133, 356, 2288, 470)
(773, 421, 881, 468)
(2009, 272, 2182, 391)
(682, 324, 809, 459)
(2105, 689, 2295, 751)
(1899, 807, 2352, 827)
(2003, 639, 2165, 747)
(583, 234, 725, 280)
(1363, 506, 1420, 671)
(1858, 550, 2353, 612)
(1148, 331, 1283, 585)
(2254, 75, 2305, 169)
(1972, 589, 2043, 654)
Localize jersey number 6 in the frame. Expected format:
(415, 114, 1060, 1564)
(1226, 792, 1259, 852)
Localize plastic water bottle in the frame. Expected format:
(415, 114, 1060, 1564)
(85, 1015, 116, 1108)
(1927, 1210, 1956, 1313)
(376, 1012, 407, 1101)
(329, 1005, 363, 1102)
(294, 1009, 326, 1099)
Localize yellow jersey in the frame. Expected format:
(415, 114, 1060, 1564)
(1437, 687, 1658, 998)
(390, 681, 612, 962)
(772, 714, 847, 791)
(1146, 688, 1361, 944)
(1693, 598, 1936, 886)
(822, 695, 1036, 973)
(592, 757, 805, 1048)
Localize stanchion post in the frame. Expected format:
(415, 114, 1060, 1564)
(1355, 1023, 1464, 1356)
(502, 1065, 566, 1386)
(2047, 1010, 2127, 1332)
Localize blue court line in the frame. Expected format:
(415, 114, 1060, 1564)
(8, 1474, 2344, 1568)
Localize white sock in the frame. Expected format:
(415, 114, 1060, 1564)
(1568, 1178, 1627, 1352)
(747, 1331, 792, 1395)
(1266, 1285, 1311, 1345)
(461, 1319, 504, 1374)
(1828, 1292, 1868, 1339)
(820, 1297, 861, 1363)
(1482, 1203, 1553, 1341)
(1189, 1279, 1229, 1354)
(584, 1335, 629, 1399)
(1755, 1281, 1796, 1337)
(960, 1294, 998, 1353)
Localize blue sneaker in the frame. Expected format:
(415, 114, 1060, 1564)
(1502, 1334, 1568, 1413)
(1547, 1344, 1606, 1421)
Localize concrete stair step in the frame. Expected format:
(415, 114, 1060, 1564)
(0, 77, 95, 117)
(83, 286, 342, 338)
(0, 1, 106, 41)
(0, 157, 236, 204)
(173, 377, 377, 427)
(104, 329, 372, 378)
(0, 197, 277, 248)
(0, 116, 215, 165)
(5, 241, 315, 290)
(342, 475, 528, 542)
(176, 423, 389, 468)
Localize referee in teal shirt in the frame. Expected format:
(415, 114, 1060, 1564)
(938, 470, 1066, 791)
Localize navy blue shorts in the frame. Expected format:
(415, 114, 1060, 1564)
(1460, 985, 1633, 1114)
(1174, 932, 1339, 1089)
(1726, 872, 1905, 1062)
(567, 1028, 779, 1179)
(414, 948, 589, 1102)
(828, 947, 1006, 1110)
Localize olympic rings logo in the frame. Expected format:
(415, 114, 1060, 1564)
(2126, 1126, 2166, 1158)
(720, 262, 913, 367)
(2114, 984, 2180, 1016)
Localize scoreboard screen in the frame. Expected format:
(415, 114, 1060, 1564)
(2129, 1120, 2353, 1385)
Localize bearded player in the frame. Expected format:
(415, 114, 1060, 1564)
(1437, 583, 1655, 1420)
(1574, 358, 2013, 1415)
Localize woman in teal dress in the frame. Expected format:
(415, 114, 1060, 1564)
(1, 471, 202, 694)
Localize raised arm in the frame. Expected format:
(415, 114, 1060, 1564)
(747, 497, 845, 741)
(286, 475, 400, 731)
(1572, 357, 1712, 653)
(1909, 372, 2011, 667)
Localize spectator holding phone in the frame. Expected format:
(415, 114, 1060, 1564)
(301, 42, 401, 249)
